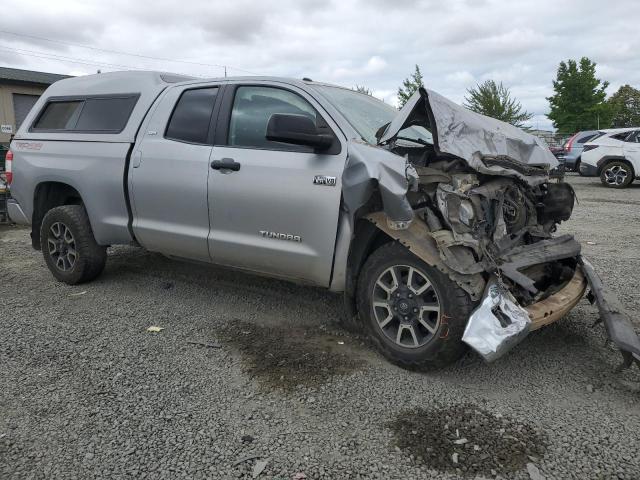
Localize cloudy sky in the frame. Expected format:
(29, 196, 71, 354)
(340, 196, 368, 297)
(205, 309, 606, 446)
(1, 0, 638, 131)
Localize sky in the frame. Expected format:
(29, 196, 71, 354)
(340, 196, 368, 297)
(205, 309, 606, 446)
(1, 0, 638, 131)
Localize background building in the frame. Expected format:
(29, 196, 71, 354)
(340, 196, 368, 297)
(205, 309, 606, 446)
(0, 66, 70, 145)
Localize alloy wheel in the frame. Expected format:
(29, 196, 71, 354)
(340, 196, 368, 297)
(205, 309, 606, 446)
(47, 222, 77, 271)
(372, 265, 441, 349)
(604, 165, 628, 186)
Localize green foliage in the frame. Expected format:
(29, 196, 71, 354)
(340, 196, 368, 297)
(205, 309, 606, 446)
(463, 80, 532, 127)
(546, 57, 612, 133)
(397, 65, 424, 107)
(354, 85, 373, 96)
(607, 85, 640, 128)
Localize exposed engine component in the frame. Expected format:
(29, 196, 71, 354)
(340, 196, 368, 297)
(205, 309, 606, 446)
(502, 185, 528, 234)
(409, 167, 577, 305)
(538, 183, 575, 225)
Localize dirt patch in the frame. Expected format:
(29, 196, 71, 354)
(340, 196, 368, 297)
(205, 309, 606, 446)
(219, 319, 366, 391)
(388, 404, 547, 477)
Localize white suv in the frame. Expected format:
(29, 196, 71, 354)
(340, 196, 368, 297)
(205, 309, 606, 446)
(580, 128, 640, 188)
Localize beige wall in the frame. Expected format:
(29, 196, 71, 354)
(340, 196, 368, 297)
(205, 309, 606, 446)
(0, 83, 47, 144)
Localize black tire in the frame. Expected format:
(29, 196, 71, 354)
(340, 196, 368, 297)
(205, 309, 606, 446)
(40, 205, 107, 284)
(599, 160, 634, 188)
(575, 159, 585, 175)
(357, 242, 474, 369)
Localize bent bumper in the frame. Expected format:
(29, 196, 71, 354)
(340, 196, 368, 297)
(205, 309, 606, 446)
(7, 199, 30, 225)
(580, 256, 640, 367)
(526, 266, 587, 330)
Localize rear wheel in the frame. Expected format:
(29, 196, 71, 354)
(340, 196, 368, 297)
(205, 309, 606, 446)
(40, 205, 107, 284)
(357, 242, 474, 369)
(600, 160, 634, 188)
(575, 159, 584, 175)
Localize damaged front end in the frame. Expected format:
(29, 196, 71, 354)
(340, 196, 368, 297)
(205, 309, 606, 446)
(352, 87, 640, 367)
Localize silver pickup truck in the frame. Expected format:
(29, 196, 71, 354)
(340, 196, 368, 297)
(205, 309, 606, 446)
(6, 71, 639, 369)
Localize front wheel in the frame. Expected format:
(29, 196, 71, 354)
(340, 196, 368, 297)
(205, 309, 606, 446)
(600, 160, 634, 188)
(40, 205, 107, 284)
(356, 242, 474, 369)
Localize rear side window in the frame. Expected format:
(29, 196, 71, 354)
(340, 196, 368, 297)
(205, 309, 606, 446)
(34, 101, 83, 130)
(76, 97, 138, 131)
(611, 132, 630, 141)
(32, 95, 138, 132)
(165, 88, 219, 144)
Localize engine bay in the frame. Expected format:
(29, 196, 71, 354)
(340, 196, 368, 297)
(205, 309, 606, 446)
(390, 143, 579, 306)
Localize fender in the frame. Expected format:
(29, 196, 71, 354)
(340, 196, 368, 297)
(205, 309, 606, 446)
(365, 212, 485, 301)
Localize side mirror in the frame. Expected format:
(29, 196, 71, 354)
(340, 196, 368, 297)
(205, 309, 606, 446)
(266, 113, 333, 151)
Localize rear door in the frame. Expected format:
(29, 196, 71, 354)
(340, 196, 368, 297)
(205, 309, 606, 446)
(129, 84, 222, 261)
(207, 82, 346, 286)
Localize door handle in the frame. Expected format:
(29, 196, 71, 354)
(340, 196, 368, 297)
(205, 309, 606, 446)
(132, 150, 142, 168)
(211, 158, 241, 171)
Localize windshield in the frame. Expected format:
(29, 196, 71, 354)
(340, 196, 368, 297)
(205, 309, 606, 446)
(314, 85, 432, 146)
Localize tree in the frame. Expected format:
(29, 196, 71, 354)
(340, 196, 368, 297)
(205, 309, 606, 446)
(607, 85, 640, 128)
(397, 65, 424, 107)
(547, 57, 612, 133)
(354, 85, 373, 96)
(463, 80, 532, 127)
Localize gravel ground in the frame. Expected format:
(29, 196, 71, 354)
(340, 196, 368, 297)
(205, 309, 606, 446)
(1, 174, 639, 479)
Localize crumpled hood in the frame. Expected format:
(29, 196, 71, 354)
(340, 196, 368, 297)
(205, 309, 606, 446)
(379, 87, 558, 171)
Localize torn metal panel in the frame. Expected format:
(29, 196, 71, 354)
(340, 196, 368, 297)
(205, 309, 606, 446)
(342, 141, 417, 228)
(365, 212, 485, 300)
(498, 235, 582, 293)
(462, 277, 531, 362)
(378, 87, 558, 183)
(580, 256, 640, 368)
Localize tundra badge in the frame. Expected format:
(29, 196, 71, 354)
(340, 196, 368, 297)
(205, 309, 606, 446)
(313, 175, 337, 186)
(260, 231, 302, 242)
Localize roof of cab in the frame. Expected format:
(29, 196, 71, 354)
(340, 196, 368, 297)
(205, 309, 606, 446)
(14, 71, 339, 143)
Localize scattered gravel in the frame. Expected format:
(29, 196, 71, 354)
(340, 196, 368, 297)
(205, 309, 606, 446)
(1, 174, 639, 479)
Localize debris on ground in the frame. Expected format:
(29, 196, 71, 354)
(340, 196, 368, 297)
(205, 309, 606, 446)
(527, 462, 545, 480)
(69, 291, 87, 296)
(186, 340, 221, 348)
(252, 458, 270, 478)
(232, 454, 263, 467)
(146, 326, 164, 333)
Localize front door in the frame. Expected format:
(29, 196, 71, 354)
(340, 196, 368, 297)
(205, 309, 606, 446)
(207, 83, 346, 286)
(129, 85, 221, 261)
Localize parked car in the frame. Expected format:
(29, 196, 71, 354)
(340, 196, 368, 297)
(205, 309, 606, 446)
(580, 128, 639, 188)
(561, 130, 599, 172)
(6, 72, 639, 369)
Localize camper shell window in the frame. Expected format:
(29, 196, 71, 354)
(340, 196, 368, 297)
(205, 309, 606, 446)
(31, 94, 140, 133)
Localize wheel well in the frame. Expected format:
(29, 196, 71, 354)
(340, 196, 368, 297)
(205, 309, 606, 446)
(597, 156, 634, 176)
(32, 182, 83, 250)
(343, 218, 394, 319)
